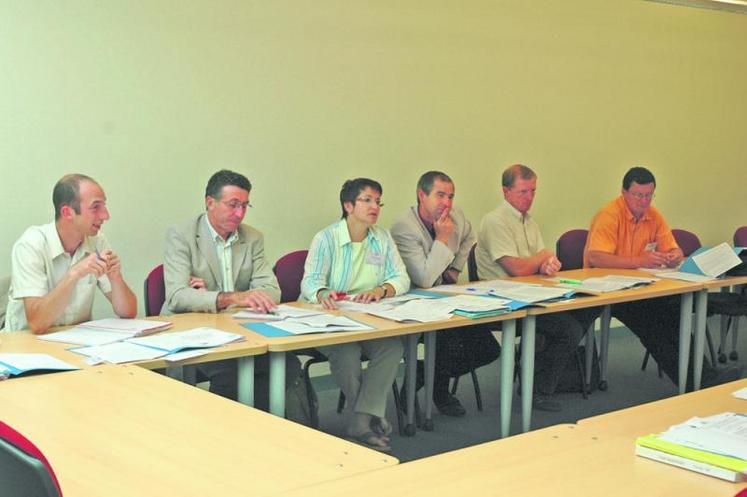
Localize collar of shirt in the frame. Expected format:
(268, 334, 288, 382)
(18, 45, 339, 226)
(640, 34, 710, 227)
(333, 219, 376, 247)
(501, 199, 530, 223)
(415, 207, 436, 240)
(43, 222, 96, 262)
(204, 216, 239, 248)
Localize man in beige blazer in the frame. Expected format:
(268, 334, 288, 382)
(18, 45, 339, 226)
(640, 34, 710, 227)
(164, 169, 300, 408)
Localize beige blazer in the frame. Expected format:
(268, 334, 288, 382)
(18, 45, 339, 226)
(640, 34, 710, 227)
(163, 213, 280, 314)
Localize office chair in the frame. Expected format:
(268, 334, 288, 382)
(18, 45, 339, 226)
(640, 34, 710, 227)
(273, 250, 406, 433)
(443, 244, 492, 410)
(143, 264, 166, 317)
(555, 228, 606, 394)
(714, 226, 747, 362)
(0, 275, 10, 329)
(0, 420, 62, 497)
(641, 229, 719, 374)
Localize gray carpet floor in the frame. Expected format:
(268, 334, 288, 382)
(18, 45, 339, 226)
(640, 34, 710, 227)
(309, 323, 746, 462)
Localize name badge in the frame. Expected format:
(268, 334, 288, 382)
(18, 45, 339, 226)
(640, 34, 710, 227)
(366, 252, 384, 266)
(644, 242, 658, 252)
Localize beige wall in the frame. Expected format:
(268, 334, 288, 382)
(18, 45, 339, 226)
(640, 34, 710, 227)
(1, 0, 746, 316)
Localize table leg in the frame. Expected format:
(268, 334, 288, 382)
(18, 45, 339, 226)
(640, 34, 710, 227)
(520, 315, 536, 433)
(599, 305, 611, 391)
(692, 289, 708, 390)
(404, 334, 418, 436)
(237, 356, 255, 407)
(584, 325, 594, 390)
(269, 352, 286, 416)
(500, 319, 516, 438)
(165, 365, 184, 381)
(423, 332, 436, 431)
(678, 292, 694, 395)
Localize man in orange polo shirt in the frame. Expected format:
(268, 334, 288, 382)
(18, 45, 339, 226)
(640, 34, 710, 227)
(584, 167, 741, 390)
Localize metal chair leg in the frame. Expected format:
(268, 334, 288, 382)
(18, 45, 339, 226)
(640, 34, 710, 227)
(470, 369, 483, 411)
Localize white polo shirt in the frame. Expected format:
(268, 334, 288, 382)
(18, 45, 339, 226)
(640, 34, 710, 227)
(475, 200, 545, 280)
(4, 222, 112, 331)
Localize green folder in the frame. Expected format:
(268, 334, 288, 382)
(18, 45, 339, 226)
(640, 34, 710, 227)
(636, 433, 747, 473)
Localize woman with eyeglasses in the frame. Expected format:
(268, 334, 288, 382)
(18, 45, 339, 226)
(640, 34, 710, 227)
(301, 178, 410, 451)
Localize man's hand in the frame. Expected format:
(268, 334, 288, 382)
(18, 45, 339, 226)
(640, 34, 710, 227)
(189, 276, 206, 290)
(433, 209, 454, 245)
(237, 289, 277, 313)
(539, 255, 562, 276)
(639, 251, 669, 268)
(69, 253, 107, 281)
(101, 250, 123, 280)
(665, 249, 684, 268)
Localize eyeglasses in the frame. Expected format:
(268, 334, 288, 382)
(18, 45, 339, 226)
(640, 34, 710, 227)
(220, 200, 252, 211)
(627, 192, 655, 200)
(356, 196, 385, 208)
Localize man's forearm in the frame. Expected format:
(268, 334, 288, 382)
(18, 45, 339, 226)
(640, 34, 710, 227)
(24, 273, 79, 334)
(586, 250, 640, 269)
(109, 276, 137, 318)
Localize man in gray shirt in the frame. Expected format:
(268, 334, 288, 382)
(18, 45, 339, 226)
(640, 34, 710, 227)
(391, 171, 500, 416)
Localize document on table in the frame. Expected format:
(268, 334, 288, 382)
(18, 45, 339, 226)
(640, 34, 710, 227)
(658, 271, 714, 283)
(659, 413, 747, 461)
(70, 342, 168, 364)
(76, 318, 172, 335)
(0, 353, 79, 376)
(430, 279, 539, 296)
(489, 285, 570, 303)
(38, 327, 139, 346)
(126, 327, 244, 354)
(366, 299, 453, 322)
(692, 243, 743, 278)
(233, 304, 324, 320)
(336, 301, 395, 313)
(732, 387, 747, 400)
(556, 275, 658, 294)
(267, 315, 374, 335)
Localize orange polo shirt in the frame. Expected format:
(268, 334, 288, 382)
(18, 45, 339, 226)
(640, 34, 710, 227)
(583, 196, 679, 267)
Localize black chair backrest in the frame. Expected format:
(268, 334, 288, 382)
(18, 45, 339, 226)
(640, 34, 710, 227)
(0, 438, 61, 497)
(467, 244, 478, 282)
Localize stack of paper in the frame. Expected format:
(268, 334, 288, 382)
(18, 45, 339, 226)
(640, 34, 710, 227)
(268, 314, 373, 335)
(635, 412, 747, 482)
(0, 353, 79, 377)
(659, 243, 744, 282)
(70, 327, 244, 364)
(233, 304, 324, 320)
(39, 318, 173, 346)
(555, 275, 658, 294)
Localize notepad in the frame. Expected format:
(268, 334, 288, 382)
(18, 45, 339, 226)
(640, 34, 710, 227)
(39, 318, 173, 346)
(0, 353, 79, 376)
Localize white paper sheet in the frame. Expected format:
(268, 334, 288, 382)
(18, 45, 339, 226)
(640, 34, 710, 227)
(126, 327, 244, 353)
(71, 342, 167, 364)
(692, 243, 743, 278)
(38, 327, 134, 346)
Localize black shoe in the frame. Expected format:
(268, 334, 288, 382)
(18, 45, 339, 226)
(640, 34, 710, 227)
(702, 365, 743, 389)
(532, 394, 562, 412)
(434, 394, 466, 417)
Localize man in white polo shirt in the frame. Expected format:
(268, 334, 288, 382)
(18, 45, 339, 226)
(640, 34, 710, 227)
(476, 164, 599, 411)
(4, 174, 137, 333)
